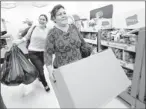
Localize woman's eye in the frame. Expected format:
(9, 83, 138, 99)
(57, 12, 66, 16)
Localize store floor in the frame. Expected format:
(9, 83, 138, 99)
(1, 67, 129, 108)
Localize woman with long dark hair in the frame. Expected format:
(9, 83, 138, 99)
(13, 14, 50, 92)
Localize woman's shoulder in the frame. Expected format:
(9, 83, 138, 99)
(48, 26, 61, 35)
(69, 24, 78, 31)
(46, 26, 60, 40)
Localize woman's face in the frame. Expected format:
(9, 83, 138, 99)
(54, 8, 68, 26)
(39, 15, 47, 26)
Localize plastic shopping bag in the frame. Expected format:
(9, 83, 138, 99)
(16, 46, 38, 84)
(0, 45, 38, 86)
(0, 45, 24, 86)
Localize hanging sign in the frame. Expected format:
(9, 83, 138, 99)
(126, 14, 139, 26)
(90, 4, 113, 19)
(90, 4, 113, 29)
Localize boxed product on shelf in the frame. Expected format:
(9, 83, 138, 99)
(100, 30, 110, 40)
(75, 20, 82, 31)
(125, 51, 135, 63)
(86, 33, 91, 39)
(81, 32, 90, 39)
(91, 33, 97, 40)
(80, 19, 100, 32)
(129, 36, 138, 45)
(89, 19, 96, 27)
(112, 48, 123, 60)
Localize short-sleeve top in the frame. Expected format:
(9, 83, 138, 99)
(44, 24, 85, 68)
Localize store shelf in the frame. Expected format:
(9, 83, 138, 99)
(84, 38, 97, 45)
(101, 40, 136, 52)
(80, 29, 98, 33)
(119, 60, 134, 70)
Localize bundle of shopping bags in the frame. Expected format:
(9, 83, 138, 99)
(0, 45, 38, 86)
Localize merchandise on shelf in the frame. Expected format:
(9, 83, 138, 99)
(81, 32, 97, 40)
(100, 29, 110, 40)
(100, 29, 138, 45)
(125, 51, 135, 63)
(89, 19, 96, 27)
(75, 20, 82, 31)
(112, 48, 123, 60)
(91, 33, 97, 40)
(81, 32, 90, 39)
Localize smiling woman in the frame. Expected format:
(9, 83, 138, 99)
(44, 4, 93, 82)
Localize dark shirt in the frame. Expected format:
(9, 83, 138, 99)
(44, 24, 87, 68)
(0, 31, 7, 50)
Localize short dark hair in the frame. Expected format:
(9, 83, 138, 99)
(39, 14, 48, 22)
(50, 4, 65, 21)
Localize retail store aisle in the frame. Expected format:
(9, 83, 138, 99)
(1, 67, 129, 108)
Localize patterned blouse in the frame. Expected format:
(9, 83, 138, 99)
(44, 24, 88, 68)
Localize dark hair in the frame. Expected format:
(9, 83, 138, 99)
(39, 14, 48, 22)
(50, 4, 65, 21)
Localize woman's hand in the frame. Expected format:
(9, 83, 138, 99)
(12, 39, 24, 45)
(46, 65, 56, 83)
(1, 33, 12, 39)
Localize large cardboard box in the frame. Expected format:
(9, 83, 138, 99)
(51, 49, 131, 108)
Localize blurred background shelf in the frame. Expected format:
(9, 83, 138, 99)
(84, 38, 97, 45)
(101, 40, 136, 52)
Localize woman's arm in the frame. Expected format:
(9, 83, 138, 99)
(21, 25, 35, 42)
(13, 25, 35, 45)
(44, 29, 56, 82)
(1, 33, 12, 39)
(73, 24, 93, 53)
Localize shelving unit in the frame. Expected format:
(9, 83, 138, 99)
(119, 27, 145, 108)
(77, 7, 145, 108)
(100, 40, 136, 52)
(83, 38, 97, 45)
(81, 26, 145, 108)
(119, 60, 134, 70)
(98, 28, 137, 72)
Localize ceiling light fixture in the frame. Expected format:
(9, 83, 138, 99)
(1, 2, 17, 9)
(32, 2, 48, 8)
